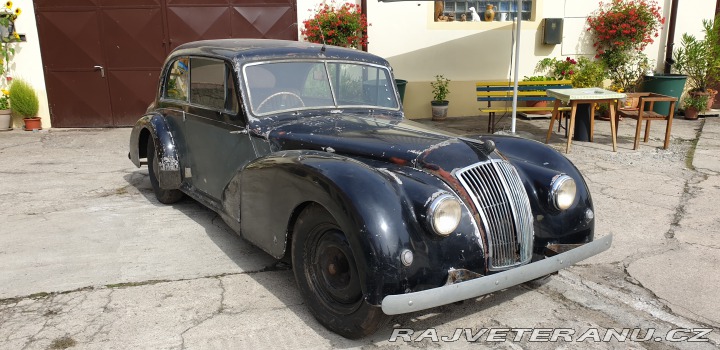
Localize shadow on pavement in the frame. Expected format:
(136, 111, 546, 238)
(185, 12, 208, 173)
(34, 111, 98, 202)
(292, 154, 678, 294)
(122, 169, 541, 345)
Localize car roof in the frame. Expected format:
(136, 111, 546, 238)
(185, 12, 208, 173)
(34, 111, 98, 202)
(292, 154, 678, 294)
(171, 39, 391, 67)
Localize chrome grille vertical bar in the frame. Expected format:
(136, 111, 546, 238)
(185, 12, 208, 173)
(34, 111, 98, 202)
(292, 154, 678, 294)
(455, 159, 534, 270)
(496, 161, 534, 263)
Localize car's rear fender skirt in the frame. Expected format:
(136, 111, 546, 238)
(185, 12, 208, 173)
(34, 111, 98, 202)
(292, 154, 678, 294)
(129, 114, 182, 190)
(240, 150, 433, 305)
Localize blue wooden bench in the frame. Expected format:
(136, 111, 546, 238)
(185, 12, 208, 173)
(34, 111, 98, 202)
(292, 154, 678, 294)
(477, 80, 573, 132)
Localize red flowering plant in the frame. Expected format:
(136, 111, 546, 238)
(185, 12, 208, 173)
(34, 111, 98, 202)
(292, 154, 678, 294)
(535, 57, 578, 80)
(301, 2, 369, 49)
(535, 56, 607, 88)
(586, 0, 665, 91)
(587, 0, 664, 55)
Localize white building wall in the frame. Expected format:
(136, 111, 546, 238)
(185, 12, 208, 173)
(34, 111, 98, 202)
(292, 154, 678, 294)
(375, 0, 714, 119)
(10, 0, 49, 128)
(299, 0, 715, 119)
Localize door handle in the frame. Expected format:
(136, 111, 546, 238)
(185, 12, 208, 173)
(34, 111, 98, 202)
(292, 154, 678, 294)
(93, 65, 105, 78)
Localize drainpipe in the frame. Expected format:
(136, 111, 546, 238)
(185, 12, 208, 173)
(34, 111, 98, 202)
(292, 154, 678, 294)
(663, 0, 679, 74)
(362, 0, 368, 52)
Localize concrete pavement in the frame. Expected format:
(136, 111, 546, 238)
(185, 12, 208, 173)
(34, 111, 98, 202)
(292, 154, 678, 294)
(0, 115, 719, 349)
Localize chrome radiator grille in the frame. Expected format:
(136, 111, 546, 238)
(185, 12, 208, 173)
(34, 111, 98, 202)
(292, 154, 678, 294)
(455, 159, 534, 270)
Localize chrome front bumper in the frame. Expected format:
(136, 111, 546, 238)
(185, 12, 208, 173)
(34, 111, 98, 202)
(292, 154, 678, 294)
(381, 234, 612, 315)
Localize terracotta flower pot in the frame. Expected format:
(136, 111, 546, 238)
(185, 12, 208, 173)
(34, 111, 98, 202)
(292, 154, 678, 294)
(706, 90, 717, 111)
(684, 107, 699, 120)
(620, 97, 638, 110)
(524, 100, 552, 114)
(23, 117, 42, 131)
(689, 91, 716, 112)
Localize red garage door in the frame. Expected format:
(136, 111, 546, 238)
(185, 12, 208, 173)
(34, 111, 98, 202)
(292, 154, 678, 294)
(35, 0, 297, 127)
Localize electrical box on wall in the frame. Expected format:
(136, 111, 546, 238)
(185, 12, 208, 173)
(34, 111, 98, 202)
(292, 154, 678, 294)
(543, 18, 563, 45)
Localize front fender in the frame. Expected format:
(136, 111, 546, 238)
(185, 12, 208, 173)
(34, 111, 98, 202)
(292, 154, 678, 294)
(239, 150, 484, 305)
(129, 114, 182, 189)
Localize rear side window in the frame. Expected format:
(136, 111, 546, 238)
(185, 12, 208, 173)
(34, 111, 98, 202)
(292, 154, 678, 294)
(189, 57, 226, 110)
(164, 58, 189, 101)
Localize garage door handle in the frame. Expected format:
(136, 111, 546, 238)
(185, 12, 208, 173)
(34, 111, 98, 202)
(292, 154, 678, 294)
(93, 65, 105, 78)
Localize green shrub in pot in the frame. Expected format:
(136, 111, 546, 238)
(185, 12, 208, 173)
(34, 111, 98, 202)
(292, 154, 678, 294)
(9, 79, 39, 118)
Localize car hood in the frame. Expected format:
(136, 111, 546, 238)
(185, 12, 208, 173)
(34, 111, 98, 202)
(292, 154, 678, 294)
(264, 114, 496, 172)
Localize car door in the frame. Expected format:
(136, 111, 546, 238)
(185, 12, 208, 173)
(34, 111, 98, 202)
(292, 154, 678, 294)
(156, 57, 190, 174)
(183, 56, 256, 201)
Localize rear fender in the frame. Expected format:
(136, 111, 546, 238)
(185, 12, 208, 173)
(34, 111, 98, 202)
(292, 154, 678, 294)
(129, 114, 182, 189)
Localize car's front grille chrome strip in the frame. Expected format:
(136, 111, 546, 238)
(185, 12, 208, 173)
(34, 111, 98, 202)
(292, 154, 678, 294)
(456, 159, 534, 270)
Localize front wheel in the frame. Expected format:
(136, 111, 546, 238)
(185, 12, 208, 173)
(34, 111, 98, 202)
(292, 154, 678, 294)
(147, 137, 184, 204)
(292, 204, 389, 339)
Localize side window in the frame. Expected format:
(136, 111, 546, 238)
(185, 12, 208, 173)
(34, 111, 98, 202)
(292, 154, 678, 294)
(164, 58, 189, 101)
(225, 66, 239, 113)
(189, 57, 226, 110)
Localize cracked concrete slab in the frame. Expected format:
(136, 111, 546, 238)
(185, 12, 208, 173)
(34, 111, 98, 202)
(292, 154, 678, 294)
(627, 244, 720, 328)
(693, 118, 720, 173)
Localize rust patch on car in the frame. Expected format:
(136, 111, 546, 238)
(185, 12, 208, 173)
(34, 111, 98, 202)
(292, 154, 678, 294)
(417, 141, 490, 269)
(389, 157, 408, 165)
(445, 268, 483, 285)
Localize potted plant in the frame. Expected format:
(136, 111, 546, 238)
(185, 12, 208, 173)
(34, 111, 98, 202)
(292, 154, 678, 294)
(535, 57, 578, 81)
(520, 75, 553, 112)
(673, 15, 720, 110)
(682, 94, 708, 120)
(430, 75, 450, 120)
(0, 88, 10, 130)
(9, 79, 40, 130)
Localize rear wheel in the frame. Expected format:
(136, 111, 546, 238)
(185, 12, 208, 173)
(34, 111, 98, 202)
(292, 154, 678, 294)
(292, 204, 389, 339)
(147, 137, 184, 204)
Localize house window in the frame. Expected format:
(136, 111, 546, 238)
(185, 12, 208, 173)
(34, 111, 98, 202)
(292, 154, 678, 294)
(440, 1, 532, 22)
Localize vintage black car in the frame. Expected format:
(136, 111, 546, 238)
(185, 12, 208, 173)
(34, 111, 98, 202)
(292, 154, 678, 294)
(129, 39, 611, 338)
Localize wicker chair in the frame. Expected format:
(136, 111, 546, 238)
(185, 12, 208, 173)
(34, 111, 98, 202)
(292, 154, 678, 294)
(617, 93, 677, 150)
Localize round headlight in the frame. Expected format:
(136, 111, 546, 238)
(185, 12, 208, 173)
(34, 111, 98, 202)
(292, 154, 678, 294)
(428, 194, 462, 236)
(550, 175, 577, 210)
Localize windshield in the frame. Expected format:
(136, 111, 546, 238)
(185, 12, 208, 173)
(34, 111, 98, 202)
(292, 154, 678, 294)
(243, 61, 399, 116)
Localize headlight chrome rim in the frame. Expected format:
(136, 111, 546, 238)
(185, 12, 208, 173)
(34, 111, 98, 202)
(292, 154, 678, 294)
(427, 193, 462, 236)
(550, 175, 577, 211)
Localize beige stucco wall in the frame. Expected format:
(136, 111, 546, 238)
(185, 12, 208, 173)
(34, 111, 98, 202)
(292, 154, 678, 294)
(366, 0, 715, 119)
(10, 0, 49, 129)
(298, 0, 716, 119)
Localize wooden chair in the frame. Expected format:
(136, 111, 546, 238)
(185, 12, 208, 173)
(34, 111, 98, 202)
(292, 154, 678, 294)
(617, 92, 677, 150)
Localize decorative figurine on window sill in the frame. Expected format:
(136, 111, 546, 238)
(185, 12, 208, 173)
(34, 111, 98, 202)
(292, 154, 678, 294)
(469, 7, 481, 22)
(484, 4, 495, 21)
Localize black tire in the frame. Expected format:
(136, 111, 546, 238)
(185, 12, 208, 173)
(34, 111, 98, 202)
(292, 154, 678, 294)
(292, 204, 389, 339)
(147, 137, 184, 204)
